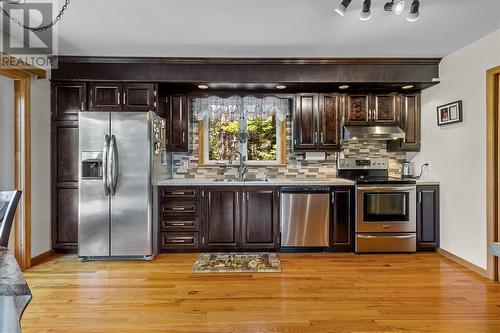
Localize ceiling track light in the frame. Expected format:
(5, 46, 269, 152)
(334, 0, 352, 16)
(407, 0, 420, 22)
(335, 0, 420, 21)
(384, 0, 405, 15)
(359, 0, 372, 21)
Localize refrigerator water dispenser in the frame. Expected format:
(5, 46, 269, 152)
(81, 151, 103, 178)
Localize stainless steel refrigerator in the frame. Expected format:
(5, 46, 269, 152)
(78, 111, 167, 260)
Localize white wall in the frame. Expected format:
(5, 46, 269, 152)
(30, 77, 51, 257)
(0, 76, 15, 251)
(412, 28, 500, 269)
(0, 76, 14, 189)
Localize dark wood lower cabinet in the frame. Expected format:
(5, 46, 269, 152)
(417, 185, 440, 251)
(330, 186, 355, 252)
(159, 187, 201, 252)
(203, 187, 239, 250)
(241, 188, 279, 250)
(159, 185, 352, 253)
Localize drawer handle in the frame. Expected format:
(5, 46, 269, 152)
(167, 237, 194, 243)
(171, 207, 185, 211)
(170, 222, 194, 226)
(171, 192, 186, 195)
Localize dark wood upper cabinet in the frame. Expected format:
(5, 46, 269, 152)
(387, 93, 421, 152)
(345, 94, 371, 125)
(294, 93, 341, 151)
(330, 186, 354, 252)
(88, 82, 122, 111)
(88, 82, 157, 112)
(166, 94, 189, 152)
(345, 93, 400, 126)
(372, 94, 400, 125)
(294, 93, 317, 150)
(51, 82, 86, 120)
(417, 185, 440, 251)
(318, 93, 341, 150)
(203, 188, 239, 250)
(122, 83, 157, 111)
(241, 188, 279, 250)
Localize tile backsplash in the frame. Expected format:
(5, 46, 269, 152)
(167, 119, 405, 180)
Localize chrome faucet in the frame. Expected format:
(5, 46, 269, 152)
(230, 151, 247, 180)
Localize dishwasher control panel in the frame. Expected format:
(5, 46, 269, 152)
(281, 186, 330, 193)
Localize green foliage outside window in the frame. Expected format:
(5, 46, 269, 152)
(208, 118, 238, 161)
(247, 116, 276, 161)
(208, 115, 277, 161)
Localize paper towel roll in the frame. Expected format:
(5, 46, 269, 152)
(304, 152, 326, 161)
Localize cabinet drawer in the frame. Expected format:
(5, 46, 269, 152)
(161, 232, 199, 249)
(161, 202, 196, 215)
(161, 188, 196, 199)
(161, 218, 198, 231)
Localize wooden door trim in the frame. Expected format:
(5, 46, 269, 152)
(487, 65, 500, 281)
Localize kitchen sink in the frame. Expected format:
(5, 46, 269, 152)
(212, 179, 242, 183)
(212, 178, 271, 183)
(244, 178, 271, 183)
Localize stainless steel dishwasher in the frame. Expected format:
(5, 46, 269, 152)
(280, 186, 330, 247)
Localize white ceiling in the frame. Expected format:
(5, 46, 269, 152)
(53, 0, 500, 57)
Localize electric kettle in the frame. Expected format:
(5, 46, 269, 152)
(402, 161, 414, 178)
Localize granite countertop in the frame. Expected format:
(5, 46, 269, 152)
(416, 180, 440, 185)
(155, 178, 355, 186)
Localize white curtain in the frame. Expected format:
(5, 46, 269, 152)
(193, 96, 289, 121)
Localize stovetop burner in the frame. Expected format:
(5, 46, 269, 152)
(337, 157, 417, 185)
(354, 176, 416, 185)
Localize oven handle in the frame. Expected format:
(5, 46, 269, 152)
(356, 186, 416, 192)
(357, 234, 415, 239)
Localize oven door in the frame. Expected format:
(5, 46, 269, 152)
(356, 185, 416, 233)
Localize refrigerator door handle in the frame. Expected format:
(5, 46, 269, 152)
(109, 134, 119, 195)
(103, 135, 111, 196)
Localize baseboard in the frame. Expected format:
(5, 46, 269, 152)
(30, 249, 55, 267)
(437, 248, 487, 278)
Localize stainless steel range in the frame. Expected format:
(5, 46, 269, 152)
(338, 157, 417, 253)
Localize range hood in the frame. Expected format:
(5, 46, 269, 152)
(343, 126, 406, 141)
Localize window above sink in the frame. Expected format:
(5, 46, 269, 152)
(194, 96, 290, 166)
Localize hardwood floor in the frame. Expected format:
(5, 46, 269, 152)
(22, 253, 500, 333)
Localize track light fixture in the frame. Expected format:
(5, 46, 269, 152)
(359, 0, 372, 21)
(384, 0, 405, 15)
(407, 0, 420, 22)
(334, 0, 352, 16)
(335, 0, 420, 22)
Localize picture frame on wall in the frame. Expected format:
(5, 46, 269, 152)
(437, 100, 463, 126)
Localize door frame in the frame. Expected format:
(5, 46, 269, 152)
(487, 65, 500, 281)
(0, 53, 46, 269)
